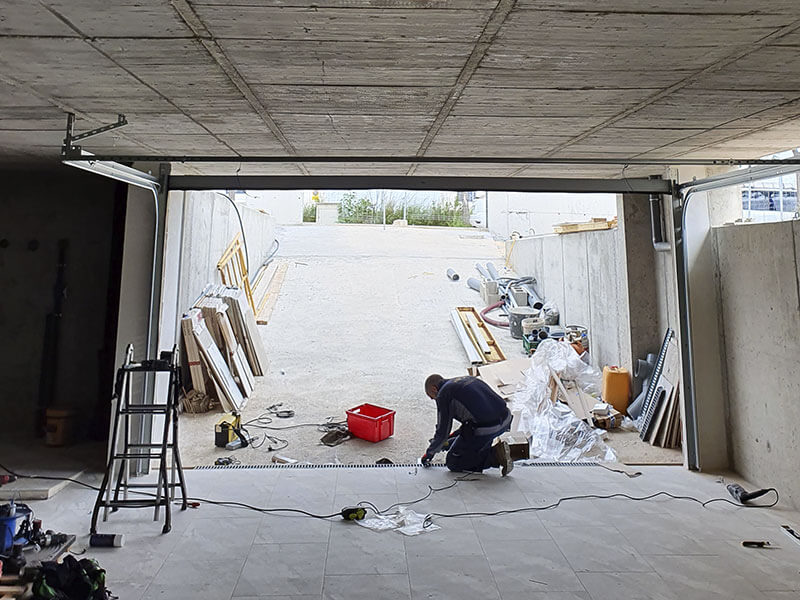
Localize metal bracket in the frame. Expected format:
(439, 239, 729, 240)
(62, 112, 128, 157)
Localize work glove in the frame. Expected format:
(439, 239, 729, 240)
(421, 453, 433, 467)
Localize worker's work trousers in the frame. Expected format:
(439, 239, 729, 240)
(445, 416, 511, 472)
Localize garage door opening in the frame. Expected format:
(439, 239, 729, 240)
(162, 187, 683, 469)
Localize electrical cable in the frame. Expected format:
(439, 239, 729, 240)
(423, 489, 780, 528)
(0, 463, 780, 526)
(216, 192, 249, 273)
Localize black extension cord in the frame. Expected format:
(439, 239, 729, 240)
(0, 462, 779, 525)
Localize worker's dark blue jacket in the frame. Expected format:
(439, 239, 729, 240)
(425, 376, 510, 457)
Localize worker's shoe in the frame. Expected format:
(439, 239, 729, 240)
(493, 441, 514, 476)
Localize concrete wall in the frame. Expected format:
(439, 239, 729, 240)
(506, 228, 624, 370)
(169, 190, 276, 329)
(237, 190, 304, 225)
(0, 167, 120, 438)
(714, 220, 800, 508)
(487, 192, 617, 239)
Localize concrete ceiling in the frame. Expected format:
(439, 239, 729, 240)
(1, 0, 799, 177)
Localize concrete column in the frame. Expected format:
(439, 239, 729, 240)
(616, 193, 662, 388)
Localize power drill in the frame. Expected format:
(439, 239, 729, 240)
(726, 483, 774, 505)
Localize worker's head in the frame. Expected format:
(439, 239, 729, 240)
(424, 374, 444, 399)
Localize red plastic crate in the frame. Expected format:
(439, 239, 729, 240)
(346, 403, 396, 443)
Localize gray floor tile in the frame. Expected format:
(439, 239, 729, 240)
(333, 492, 400, 515)
(234, 543, 327, 597)
(470, 510, 552, 542)
(171, 516, 260, 560)
(255, 514, 331, 544)
(337, 468, 397, 494)
(481, 539, 585, 593)
(578, 572, 678, 600)
(533, 495, 608, 528)
(142, 557, 243, 600)
(706, 540, 800, 592)
(403, 519, 484, 557)
(500, 592, 591, 600)
(107, 579, 148, 600)
(323, 574, 411, 600)
(644, 554, 769, 599)
(616, 514, 719, 556)
(407, 554, 501, 600)
(549, 526, 653, 573)
(394, 481, 468, 514)
(458, 476, 529, 507)
(232, 597, 320, 600)
(326, 523, 408, 575)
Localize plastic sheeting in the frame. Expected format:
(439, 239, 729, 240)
(511, 339, 617, 462)
(356, 507, 441, 536)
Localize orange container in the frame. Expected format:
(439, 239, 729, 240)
(602, 366, 630, 414)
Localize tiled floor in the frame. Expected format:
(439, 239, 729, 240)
(24, 465, 800, 600)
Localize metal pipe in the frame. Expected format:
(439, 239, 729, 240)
(650, 193, 671, 252)
(446, 268, 460, 281)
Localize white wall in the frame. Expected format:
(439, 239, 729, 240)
(487, 192, 617, 239)
(162, 190, 276, 336)
(237, 190, 304, 225)
(714, 220, 800, 508)
(506, 229, 625, 370)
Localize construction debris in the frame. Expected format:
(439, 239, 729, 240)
(634, 329, 682, 449)
(510, 339, 616, 462)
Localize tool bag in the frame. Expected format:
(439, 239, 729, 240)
(32, 555, 110, 600)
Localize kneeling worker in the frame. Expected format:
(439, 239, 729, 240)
(421, 374, 514, 475)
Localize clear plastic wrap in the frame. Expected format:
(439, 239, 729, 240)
(356, 507, 440, 536)
(511, 338, 616, 462)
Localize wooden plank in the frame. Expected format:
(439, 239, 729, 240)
(216, 310, 254, 397)
(466, 312, 491, 354)
(256, 262, 288, 324)
(188, 308, 245, 413)
(455, 306, 505, 364)
(553, 217, 617, 234)
(181, 313, 206, 394)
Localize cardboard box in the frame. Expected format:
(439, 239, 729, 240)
(500, 431, 531, 460)
(591, 407, 623, 429)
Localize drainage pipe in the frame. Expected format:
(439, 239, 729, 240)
(466, 277, 481, 292)
(475, 263, 492, 281)
(486, 262, 500, 280)
(446, 268, 460, 281)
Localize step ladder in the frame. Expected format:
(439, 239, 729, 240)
(91, 345, 188, 534)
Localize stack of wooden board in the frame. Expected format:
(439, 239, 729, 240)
(180, 285, 269, 413)
(638, 334, 682, 448)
